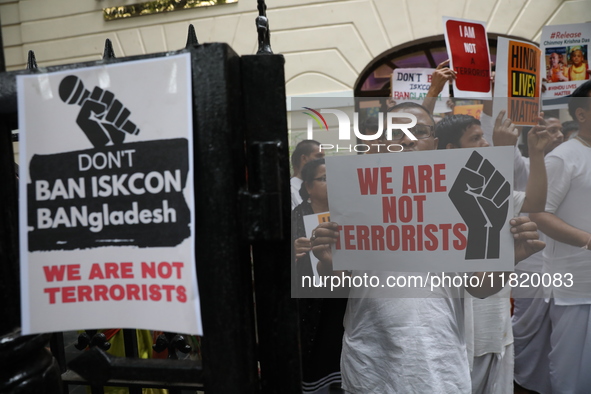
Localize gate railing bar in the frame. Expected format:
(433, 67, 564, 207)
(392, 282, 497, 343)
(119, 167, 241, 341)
(50, 332, 67, 374)
(240, 35, 303, 392)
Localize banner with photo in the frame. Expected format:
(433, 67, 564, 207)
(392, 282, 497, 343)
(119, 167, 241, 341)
(18, 53, 203, 335)
(541, 22, 591, 109)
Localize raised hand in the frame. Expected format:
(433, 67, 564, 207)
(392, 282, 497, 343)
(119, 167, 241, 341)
(492, 110, 519, 147)
(428, 60, 457, 96)
(527, 113, 551, 155)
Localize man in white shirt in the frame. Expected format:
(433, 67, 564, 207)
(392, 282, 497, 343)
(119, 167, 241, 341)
(435, 113, 549, 394)
(530, 80, 591, 393)
(311, 103, 545, 393)
(291, 140, 324, 209)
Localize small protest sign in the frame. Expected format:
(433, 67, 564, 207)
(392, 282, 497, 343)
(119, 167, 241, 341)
(18, 53, 203, 335)
(493, 37, 542, 126)
(540, 22, 591, 109)
(443, 17, 492, 98)
(453, 104, 483, 119)
(303, 211, 330, 281)
(325, 147, 514, 272)
(391, 68, 451, 114)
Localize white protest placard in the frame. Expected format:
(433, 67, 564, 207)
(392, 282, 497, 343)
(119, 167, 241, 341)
(541, 22, 591, 109)
(391, 68, 451, 114)
(493, 37, 542, 126)
(325, 147, 514, 272)
(443, 16, 492, 99)
(303, 211, 330, 281)
(18, 53, 203, 335)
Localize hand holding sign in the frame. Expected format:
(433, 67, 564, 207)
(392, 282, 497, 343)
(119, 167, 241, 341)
(449, 151, 510, 259)
(428, 60, 457, 96)
(59, 75, 140, 147)
(294, 237, 312, 259)
(510, 216, 546, 263)
(311, 222, 339, 276)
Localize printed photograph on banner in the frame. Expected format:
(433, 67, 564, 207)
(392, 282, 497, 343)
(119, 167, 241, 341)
(443, 16, 492, 99)
(541, 22, 591, 110)
(493, 37, 541, 126)
(17, 53, 203, 335)
(325, 147, 515, 273)
(391, 68, 451, 114)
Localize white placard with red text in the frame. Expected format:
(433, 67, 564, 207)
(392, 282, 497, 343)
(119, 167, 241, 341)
(18, 53, 203, 335)
(325, 147, 514, 272)
(391, 68, 451, 114)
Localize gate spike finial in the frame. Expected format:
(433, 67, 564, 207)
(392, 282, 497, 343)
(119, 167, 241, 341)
(256, 0, 272, 54)
(26, 50, 38, 70)
(103, 39, 116, 60)
(185, 24, 199, 48)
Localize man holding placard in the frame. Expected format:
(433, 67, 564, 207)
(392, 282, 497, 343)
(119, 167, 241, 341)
(435, 112, 550, 394)
(310, 102, 545, 393)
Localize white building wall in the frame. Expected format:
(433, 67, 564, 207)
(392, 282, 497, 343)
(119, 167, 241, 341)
(1, 0, 590, 98)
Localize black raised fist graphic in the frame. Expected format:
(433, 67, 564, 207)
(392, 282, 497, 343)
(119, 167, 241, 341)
(59, 75, 140, 147)
(449, 151, 510, 259)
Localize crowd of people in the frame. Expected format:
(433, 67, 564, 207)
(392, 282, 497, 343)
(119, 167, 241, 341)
(290, 75, 591, 393)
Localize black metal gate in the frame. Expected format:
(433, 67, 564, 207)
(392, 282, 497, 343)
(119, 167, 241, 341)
(0, 3, 301, 393)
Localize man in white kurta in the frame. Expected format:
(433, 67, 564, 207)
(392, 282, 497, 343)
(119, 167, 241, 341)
(310, 103, 546, 393)
(531, 81, 591, 393)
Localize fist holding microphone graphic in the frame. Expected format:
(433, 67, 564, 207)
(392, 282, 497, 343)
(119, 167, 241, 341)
(59, 75, 140, 147)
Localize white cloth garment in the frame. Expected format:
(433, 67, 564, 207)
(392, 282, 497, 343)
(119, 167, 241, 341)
(541, 138, 591, 393)
(291, 176, 304, 210)
(463, 192, 525, 393)
(542, 139, 591, 304)
(512, 267, 552, 394)
(341, 272, 471, 394)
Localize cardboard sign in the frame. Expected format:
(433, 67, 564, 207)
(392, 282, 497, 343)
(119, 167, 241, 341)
(325, 147, 514, 272)
(303, 211, 330, 280)
(443, 17, 492, 98)
(391, 68, 451, 113)
(540, 22, 591, 109)
(18, 53, 203, 335)
(453, 104, 483, 119)
(493, 37, 542, 126)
